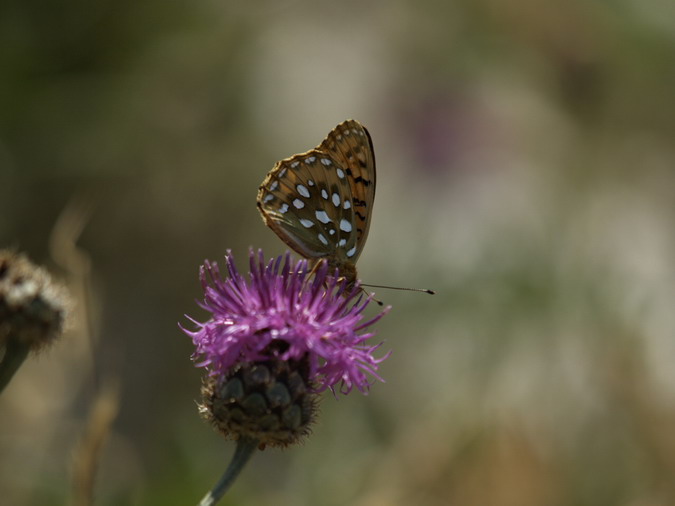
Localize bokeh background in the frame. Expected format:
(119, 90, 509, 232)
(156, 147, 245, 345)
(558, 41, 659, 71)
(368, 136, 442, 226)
(2, 1, 675, 505)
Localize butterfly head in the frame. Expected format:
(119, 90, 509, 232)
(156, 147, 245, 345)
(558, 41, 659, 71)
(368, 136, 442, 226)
(314, 257, 358, 291)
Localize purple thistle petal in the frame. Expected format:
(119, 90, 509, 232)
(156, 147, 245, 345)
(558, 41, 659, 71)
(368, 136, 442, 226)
(181, 250, 390, 395)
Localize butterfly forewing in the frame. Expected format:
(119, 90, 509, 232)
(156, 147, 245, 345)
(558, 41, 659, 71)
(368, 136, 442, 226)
(319, 121, 376, 261)
(257, 119, 376, 282)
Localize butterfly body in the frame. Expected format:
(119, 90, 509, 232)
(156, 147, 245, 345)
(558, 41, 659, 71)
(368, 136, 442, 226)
(257, 119, 376, 288)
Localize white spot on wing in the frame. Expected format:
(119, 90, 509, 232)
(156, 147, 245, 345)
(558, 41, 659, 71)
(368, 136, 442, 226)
(296, 184, 310, 198)
(279, 203, 289, 213)
(270, 181, 279, 191)
(339, 219, 352, 232)
(278, 168, 287, 177)
(336, 168, 345, 179)
(300, 219, 314, 228)
(321, 189, 328, 200)
(321, 158, 332, 166)
(332, 193, 340, 207)
(306, 156, 316, 163)
(338, 238, 347, 247)
(307, 179, 315, 186)
(318, 233, 328, 245)
(293, 199, 305, 209)
(346, 246, 357, 258)
(329, 229, 335, 235)
(315, 210, 331, 224)
(290, 161, 300, 168)
(343, 200, 351, 209)
(263, 194, 274, 203)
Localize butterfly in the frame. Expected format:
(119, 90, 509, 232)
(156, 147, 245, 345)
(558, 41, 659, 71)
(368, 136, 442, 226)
(257, 119, 376, 289)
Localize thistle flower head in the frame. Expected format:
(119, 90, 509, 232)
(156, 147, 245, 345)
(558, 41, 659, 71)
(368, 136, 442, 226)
(185, 249, 389, 394)
(182, 250, 390, 447)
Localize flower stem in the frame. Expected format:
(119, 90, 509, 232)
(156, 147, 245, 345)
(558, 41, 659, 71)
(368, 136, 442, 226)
(198, 437, 259, 506)
(0, 337, 31, 395)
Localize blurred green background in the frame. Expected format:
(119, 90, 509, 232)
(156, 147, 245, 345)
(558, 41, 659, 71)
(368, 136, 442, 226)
(2, 1, 675, 505)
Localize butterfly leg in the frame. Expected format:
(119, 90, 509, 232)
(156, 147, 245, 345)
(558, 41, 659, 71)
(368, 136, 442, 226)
(306, 258, 329, 279)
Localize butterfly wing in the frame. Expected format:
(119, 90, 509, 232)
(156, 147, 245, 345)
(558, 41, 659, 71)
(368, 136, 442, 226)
(318, 119, 376, 263)
(257, 119, 376, 266)
(257, 152, 340, 260)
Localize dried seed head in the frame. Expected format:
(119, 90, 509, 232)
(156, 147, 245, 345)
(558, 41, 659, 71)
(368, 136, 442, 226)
(0, 250, 69, 351)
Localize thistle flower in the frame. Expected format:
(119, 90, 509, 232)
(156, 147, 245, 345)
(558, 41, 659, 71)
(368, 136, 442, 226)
(183, 249, 389, 445)
(182, 250, 390, 505)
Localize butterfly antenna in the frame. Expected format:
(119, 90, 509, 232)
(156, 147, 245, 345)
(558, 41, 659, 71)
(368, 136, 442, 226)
(359, 286, 384, 306)
(360, 283, 436, 295)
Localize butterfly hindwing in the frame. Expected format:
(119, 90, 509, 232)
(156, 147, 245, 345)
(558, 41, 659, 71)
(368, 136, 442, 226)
(257, 153, 347, 259)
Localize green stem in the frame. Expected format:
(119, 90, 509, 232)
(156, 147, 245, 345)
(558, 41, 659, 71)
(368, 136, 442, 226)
(198, 437, 258, 506)
(0, 337, 31, 395)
